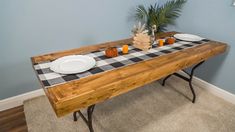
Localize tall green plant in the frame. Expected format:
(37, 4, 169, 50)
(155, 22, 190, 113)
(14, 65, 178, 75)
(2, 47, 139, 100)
(135, 0, 187, 33)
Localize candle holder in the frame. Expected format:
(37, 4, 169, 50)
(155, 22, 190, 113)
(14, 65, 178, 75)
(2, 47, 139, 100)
(150, 25, 157, 46)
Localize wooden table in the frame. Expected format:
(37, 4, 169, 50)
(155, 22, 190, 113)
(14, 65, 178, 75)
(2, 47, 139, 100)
(31, 32, 227, 132)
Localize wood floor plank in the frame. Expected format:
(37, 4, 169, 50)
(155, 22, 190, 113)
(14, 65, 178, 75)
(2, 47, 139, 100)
(0, 114, 26, 130)
(0, 111, 25, 125)
(0, 106, 24, 119)
(0, 106, 28, 132)
(10, 125, 28, 132)
(8, 126, 28, 132)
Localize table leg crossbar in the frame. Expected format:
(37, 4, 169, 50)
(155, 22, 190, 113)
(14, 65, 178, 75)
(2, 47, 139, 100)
(73, 105, 96, 132)
(162, 61, 205, 103)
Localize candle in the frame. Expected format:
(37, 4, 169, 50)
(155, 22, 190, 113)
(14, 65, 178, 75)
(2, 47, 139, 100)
(158, 39, 164, 47)
(122, 45, 129, 54)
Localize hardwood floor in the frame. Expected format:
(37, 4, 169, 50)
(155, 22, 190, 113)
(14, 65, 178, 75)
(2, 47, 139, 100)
(0, 106, 27, 132)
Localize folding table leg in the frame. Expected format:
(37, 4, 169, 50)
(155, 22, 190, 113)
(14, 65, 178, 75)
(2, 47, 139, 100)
(73, 111, 78, 121)
(162, 74, 172, 86)
(73, 105, 96, 132)
(161, 61, 205, 103)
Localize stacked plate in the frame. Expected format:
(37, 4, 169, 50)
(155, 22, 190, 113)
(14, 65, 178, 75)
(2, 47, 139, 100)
(50, 55, 96, 74)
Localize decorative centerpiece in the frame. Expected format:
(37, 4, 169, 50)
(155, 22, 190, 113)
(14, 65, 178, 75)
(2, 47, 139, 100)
(130, 0, 186, 51)
(133, 33, 151, 51)
(131, 22, 148, 36)
(131, 22, 151, 51)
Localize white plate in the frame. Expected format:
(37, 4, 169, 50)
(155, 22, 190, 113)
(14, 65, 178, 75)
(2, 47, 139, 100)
(174, 34, 204, 42)
(50, 55, 96, 74)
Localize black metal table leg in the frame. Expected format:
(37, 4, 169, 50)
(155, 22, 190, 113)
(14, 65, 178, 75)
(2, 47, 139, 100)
(162, 61, 205, 103)
(73, 111, 78, 121)
(162, 74, 172, 86)
(73, 105, 96, 132)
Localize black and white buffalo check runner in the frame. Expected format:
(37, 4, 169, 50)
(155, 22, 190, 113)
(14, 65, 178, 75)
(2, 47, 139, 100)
(33, 39, 209, 88)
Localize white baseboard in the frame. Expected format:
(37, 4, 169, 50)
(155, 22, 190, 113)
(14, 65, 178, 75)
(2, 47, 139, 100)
(192, 77, 235, 105)
(0, 89, 45, 111)
(0, 75, 235, 111)
(177, 70, 235, 105)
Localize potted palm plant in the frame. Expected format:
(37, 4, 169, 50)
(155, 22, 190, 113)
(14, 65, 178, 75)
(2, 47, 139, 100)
(135, 0, 187, 33)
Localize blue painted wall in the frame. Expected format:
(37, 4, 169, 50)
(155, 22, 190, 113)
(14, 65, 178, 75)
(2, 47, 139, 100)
(0, 0, 156, 99)
(168, 0, 235, 94)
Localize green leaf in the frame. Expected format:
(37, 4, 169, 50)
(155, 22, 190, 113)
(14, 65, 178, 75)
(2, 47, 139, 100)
(134, 0, 187, 33)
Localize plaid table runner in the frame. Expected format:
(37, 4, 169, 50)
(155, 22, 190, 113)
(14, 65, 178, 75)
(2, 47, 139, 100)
(33, 39, 209, 88)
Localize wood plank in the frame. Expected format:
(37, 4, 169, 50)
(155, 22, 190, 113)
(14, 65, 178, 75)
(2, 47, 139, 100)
(31, 32, 228, 117)
(31, 32, 177, 64)
(31, 38, 133, 64)
(51, 43, 227, 117)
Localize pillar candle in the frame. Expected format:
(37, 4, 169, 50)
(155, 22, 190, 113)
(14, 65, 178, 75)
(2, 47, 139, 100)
(122, 45, 129, 54)
(158, 39, 164, 47)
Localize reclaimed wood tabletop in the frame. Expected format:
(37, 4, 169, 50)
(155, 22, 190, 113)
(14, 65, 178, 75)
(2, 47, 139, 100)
(31, 32, 227, 117)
